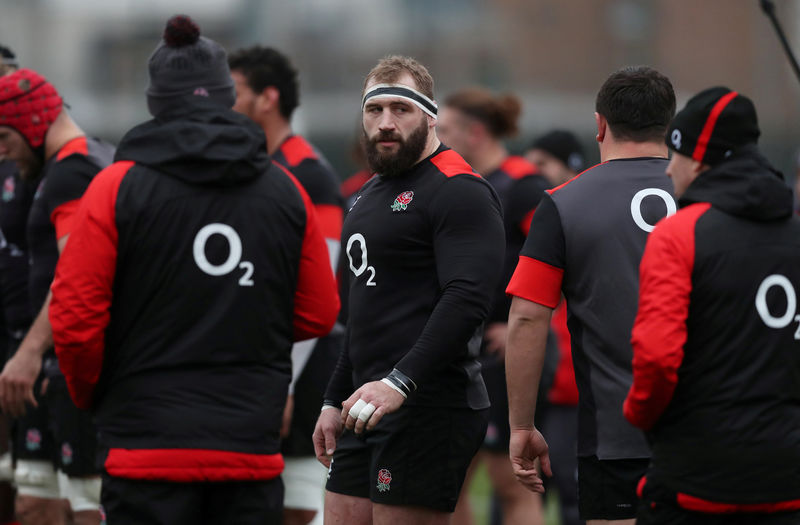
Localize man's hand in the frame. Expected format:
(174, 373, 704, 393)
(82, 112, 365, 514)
(341, 380, 405, 434)
(484, 322, 508, 359)
(509, 427, 552, 494)
(313, 407, 343, 468)
(280, 394, 294, 438)
(0, 349, 41, 417)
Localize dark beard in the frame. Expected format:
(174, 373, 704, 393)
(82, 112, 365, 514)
(362, 118, 429, 179)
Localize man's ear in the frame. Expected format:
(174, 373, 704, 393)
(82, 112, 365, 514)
(595, 112, 607, 143)
(259, 86, 280, 113)
(692, 159, 711, 176)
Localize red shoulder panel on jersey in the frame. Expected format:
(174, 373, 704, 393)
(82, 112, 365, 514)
(500, 156, 538, 179)
(624, 202, 711, 430)
(519, 208, 536, 237)
(273, 162, 340, 340)
(50, 199, 82, 240)
(280, 135, 318, 168)
(430, 149, 480, 178)
(50, 160, 134, 410)
(104, 448, 284, 482)
(315, 203, 344, 241)
(546, 161, 608, 195)
(341, 170, 373, 198)
(506, 255, 563, 309)
(56, 136, 89, 161)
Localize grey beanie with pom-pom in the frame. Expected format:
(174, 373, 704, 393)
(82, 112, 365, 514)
(146, 14, 235, 117)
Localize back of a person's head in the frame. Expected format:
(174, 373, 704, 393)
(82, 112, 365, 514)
(595, 66, 676, 143)
(444, 87, 521, 139)
(0, 45, 18, 75)
(363, 55, 434, 100)
(228, 46, 299, 120)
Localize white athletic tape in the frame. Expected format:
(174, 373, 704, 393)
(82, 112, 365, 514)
(348, 399, 367, 420)
(357, 403, 376, 422)
(15, 460, 60, 499)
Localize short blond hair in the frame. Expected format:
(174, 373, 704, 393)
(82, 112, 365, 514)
(362, 55, 434, 100)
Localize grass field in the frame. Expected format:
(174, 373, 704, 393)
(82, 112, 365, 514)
(467, 463, 562, 525)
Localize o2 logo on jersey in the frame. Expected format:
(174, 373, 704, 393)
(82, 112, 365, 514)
(755, 274, 800, 338)
(346, 233, 377, 287)
(192, 223, 254, 287)
(630, 188, 676, 233)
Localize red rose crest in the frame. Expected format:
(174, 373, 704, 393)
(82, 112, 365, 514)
(391, 190, 414, 212)
(376, 468, 392, 492)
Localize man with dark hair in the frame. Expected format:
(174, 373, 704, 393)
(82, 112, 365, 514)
(505, 66, 676, 525)
(229, 44, 345, 525)
(625, 87, 800, 525)
(313, 55, 505, 525)
(47, 15, 339, 524)
(0, 66, 113, 525)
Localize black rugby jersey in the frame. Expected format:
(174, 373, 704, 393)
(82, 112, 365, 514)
(508, 157, 674, 459)
(325, 145, 505, 409)
(273, 134, 345, 458)
(0, 163, 36, 332)
(27, 136, 114, 315)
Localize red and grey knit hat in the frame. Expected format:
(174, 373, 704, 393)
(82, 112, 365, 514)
(0, 68, 62, 148)
(666, 87, 759, 166)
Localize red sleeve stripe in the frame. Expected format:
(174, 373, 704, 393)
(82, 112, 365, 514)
(280, 135, 318, 167)
(50, 199, 81, 240)
(500, 156, 538, 179)
(546, 161, 607, 195)
(104, 448, 284, 482)
(692, 91, 738, 164)
(430, 149, 480, 178)
(506, 255, 563, 309)
(676, 493, 800, 514)
(519, 208, 536, 237)
(50, 160, 133, 410)
(623, 203, 710, 430)
(315, 203, 343, 241)
(56, 136, 88, 161)
(274, 162, 340, 341)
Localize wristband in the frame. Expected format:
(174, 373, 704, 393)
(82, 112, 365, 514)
(384, 368, 417, 397)
(381, 378, 407, 399)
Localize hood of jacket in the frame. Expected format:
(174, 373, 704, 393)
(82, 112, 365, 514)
(679, 144, 792, 221)
(114, 96, 269, 187)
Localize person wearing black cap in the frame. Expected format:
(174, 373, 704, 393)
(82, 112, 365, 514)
(624, 87, 800, 524)
(0, 65, 114, 524)
(525, 130, 585, 187)
(47, 15, 339, 524)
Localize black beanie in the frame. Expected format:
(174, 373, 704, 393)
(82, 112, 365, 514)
(530, 130, 585, 173)
(666, 87, 760, 166)
(146, 15, 235, 117)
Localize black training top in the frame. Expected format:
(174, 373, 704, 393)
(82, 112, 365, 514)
(325, 145, 505, 409)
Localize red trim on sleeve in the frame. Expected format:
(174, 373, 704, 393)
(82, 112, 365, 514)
(506, 255, 563, 309)
(104, 448, 284, 482)
(50, 199, 81, 240)
(623, 202, 711, 430)
(519, 208, 536, 237)
(55, 136, 88, 161)
(500, 156, 538, 179)
(50, 161, 133, 409)
(676, 493, 800, 514)
(279, 135, 318, 168)
(274, 163, 340, 340)
(315, 203, 343, 241)
(547, 301, 579, 405)
(692, 91, 738, 164)
(430, 149, 480, 178)
(546, 161, 607, 195)
(340, 170, 373, 199)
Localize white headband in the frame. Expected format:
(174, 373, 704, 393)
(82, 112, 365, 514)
(362, 83, 438, 119)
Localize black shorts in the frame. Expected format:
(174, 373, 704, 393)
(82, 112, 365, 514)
(577, 455, 649, 520)
(12, 373, 99, 476)
(480, 358, 509, 453)
(637, 499, 800, 525)
(101, 474, 283, 525)
(326, 405, 488, 512)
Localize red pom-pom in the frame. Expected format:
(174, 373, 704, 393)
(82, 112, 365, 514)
(163, 15, 200, 47)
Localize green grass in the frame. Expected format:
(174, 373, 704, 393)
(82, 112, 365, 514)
(467, 463, 562, 525)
